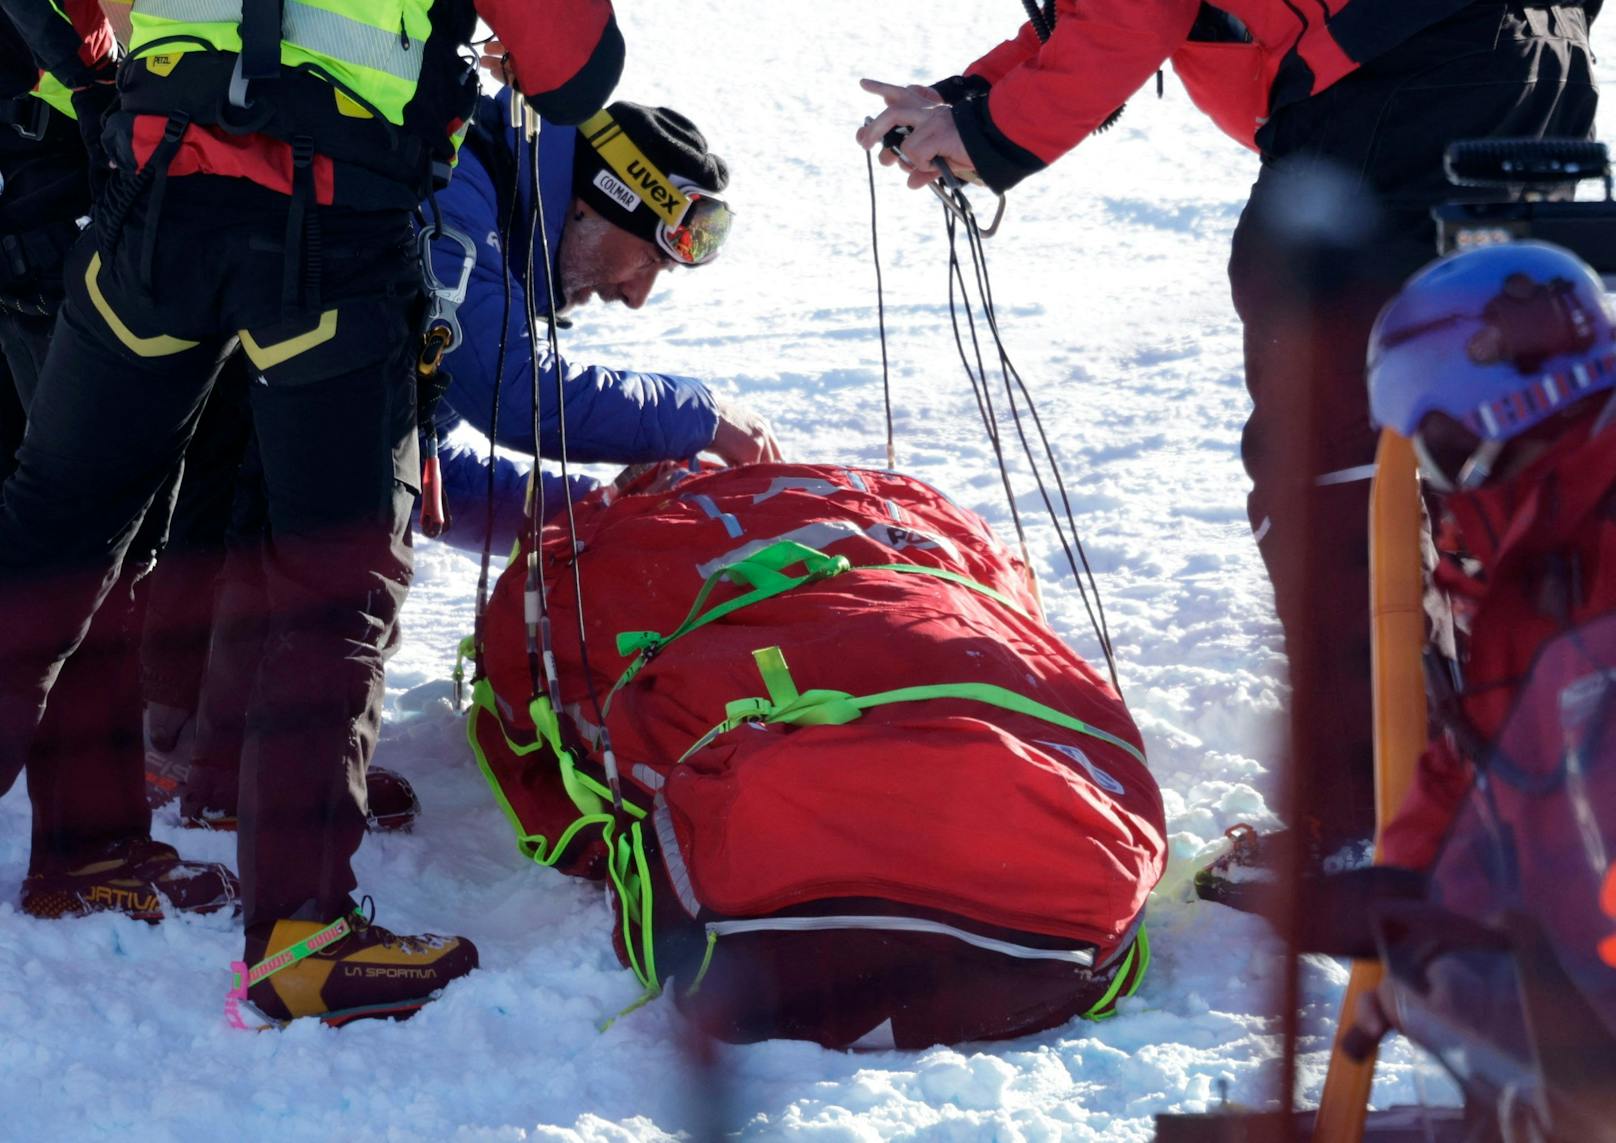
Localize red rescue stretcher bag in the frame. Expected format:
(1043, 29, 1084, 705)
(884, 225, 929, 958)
(466, 462, 1167, 1048)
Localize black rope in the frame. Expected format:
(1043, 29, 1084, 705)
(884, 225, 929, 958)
(936, 178, 1123, 695)
(521, 121, 554, 709)
(866, 149, 896, 469)
(944, 210, 1032, 562)
(956, 198, 1120, 687)
(473, 106, 523, 678)
(524, 125, 624, 813)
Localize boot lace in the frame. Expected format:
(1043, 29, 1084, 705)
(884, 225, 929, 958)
(350, 896, 450, 953)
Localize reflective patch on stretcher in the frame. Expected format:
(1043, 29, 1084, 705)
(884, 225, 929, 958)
(692, 519, 963, 581)
(871, 523, 959, 561)
(1036, 739, 1126, 795)
(749, 476, 840, 504)
(688, 494, 743, 538)
(654, 800, 701, 917)
(694, 521, 865, 579)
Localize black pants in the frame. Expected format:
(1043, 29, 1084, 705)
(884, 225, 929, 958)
(0, 173, 421, 929)
(185, 440, 270, 819)
(1230, 2, 1597, 848)
(1, 297, 255, 867)
(138, 353, 253, 718)
(0, 305, 56, 484)
(0, 303, 158, 872)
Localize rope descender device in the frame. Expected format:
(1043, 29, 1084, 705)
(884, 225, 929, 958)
(415, 222, 478, 538)
(877, 122, 1007, 238)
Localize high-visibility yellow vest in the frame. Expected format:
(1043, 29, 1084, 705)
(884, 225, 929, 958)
(31, 72, 77, 119)
(128, 0, 431, 126)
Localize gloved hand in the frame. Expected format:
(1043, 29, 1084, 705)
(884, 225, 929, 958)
(707, 396, 782, 467)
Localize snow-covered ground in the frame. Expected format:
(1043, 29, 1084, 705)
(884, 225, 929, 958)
(5, 6, 1614, 1140)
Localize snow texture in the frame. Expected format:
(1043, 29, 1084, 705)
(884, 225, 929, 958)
(4, 4, 1613, 1139)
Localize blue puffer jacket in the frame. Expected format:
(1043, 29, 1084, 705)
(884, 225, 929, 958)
(424, 90, 720, 550)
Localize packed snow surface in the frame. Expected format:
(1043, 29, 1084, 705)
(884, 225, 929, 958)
(5, 4, 1613, 1140)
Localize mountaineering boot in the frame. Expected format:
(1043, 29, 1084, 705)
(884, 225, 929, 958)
(361, 767, 422, 832)
(1194, 823, 1375, 913)
(20, 837, 240, 921)
(240, 902, 478, 1026)
(181, 765, 421, 833)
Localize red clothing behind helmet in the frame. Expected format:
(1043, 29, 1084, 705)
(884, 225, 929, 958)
(1383, 417, 1616, 870)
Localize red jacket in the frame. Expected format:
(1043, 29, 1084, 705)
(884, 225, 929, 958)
(1383, 417, 1616, 870)
(949, 0, 1472, 190)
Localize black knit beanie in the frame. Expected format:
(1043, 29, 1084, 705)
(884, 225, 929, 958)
(572, 101, 729, 244)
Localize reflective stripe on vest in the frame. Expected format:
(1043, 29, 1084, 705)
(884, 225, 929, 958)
(33, 72, 77, 119)
(129, 0, 428, 124)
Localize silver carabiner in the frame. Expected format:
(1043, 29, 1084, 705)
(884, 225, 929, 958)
(417, 222, 477, 349)
(933, 158, 1007, 238)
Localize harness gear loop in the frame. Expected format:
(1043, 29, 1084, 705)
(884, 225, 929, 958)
(134, 110, 193, 291)
(0, 94, 49, 141)
(237, 0, 285, 93)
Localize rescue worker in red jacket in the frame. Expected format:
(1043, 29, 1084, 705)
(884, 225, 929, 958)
(858, 0, 1598, 859)
(0, 0, 623, 1025)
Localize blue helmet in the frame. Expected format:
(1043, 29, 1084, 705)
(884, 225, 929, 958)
(1368, 241, 1616, 451)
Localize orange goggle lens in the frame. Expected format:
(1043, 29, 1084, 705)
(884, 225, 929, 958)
(658, 193, 732, 266)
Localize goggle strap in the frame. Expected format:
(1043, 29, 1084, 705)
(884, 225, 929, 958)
(1456, 439, 1505, 490)
(1412, 433, 1456, 493)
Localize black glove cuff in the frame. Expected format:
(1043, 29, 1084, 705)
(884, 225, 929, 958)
(951, 93, 1045, 194)
(930, 74, 991, 106)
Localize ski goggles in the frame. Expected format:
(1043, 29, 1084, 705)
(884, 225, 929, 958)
(659, 179, 732, 267)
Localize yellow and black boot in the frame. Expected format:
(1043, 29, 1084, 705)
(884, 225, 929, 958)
(241, 903, 479, 1027)
(20, 838, 239, 921)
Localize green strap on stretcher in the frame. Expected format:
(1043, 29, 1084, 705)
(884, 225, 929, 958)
(464, 678, 660, 993)
(603, 539, 1033, 718)
(675, 645, 1147, 767)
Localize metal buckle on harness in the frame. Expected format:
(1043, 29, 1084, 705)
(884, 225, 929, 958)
(6, 96, 48, 142)
(417, 222, 477, 349)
